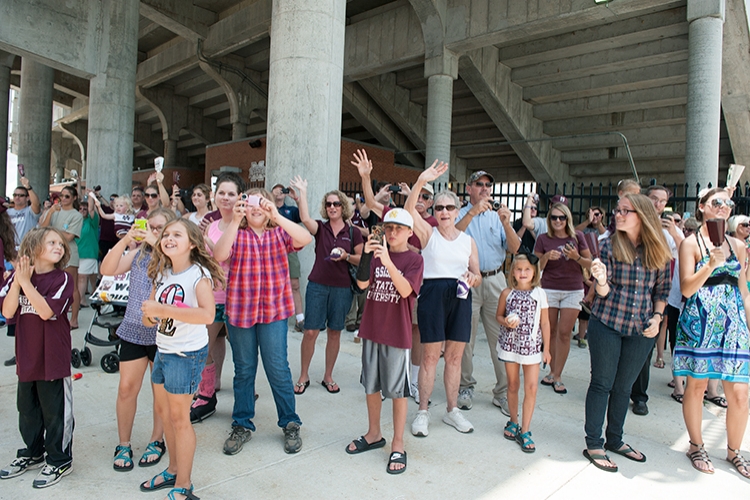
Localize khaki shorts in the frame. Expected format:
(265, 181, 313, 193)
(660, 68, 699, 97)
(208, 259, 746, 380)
(544, 289, 584, 310)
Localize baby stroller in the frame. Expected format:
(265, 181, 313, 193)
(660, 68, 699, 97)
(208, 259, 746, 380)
(71, 296, 126, 373)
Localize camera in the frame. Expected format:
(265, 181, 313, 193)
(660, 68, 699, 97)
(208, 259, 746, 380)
(241, 193, 248, 201)
(388, 185, 401, 193)
(281, 187, 290, 194)
(493, 201, 501, 210)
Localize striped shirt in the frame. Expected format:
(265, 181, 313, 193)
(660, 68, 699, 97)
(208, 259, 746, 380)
(591, 238, 670, 337)
(225, 226, 298, 328)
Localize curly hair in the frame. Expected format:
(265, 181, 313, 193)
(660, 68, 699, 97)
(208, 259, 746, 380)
(0, 212, 17, 262)
(113, 195, 134, 215)
(319, 190, 352, 221)
(19, 227, 70, 269)
(147, 219, 226, 290)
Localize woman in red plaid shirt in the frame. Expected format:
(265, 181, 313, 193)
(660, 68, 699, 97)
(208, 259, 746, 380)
(213, 188, 312, 456)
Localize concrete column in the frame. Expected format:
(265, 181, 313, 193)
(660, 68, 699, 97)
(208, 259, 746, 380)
(0, 57, 11, 187)
(266, 0, 346, 296)
(232, 122, 247, 141)
(17, 59, 54, 201)
(86, 0, 139, 195)
(425, 74, 454, 184)
(685, 0, 725, 190)
(164, 139, 178, 168)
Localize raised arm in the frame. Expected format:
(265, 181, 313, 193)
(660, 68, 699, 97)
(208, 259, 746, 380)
(263, 197, 312, 249)
(351, 149, 385, 219)
(289, 176, 318, 235)
(212, 201, 244, 263)
(404, 160, 449, 248)
(20, 177, 41, 215)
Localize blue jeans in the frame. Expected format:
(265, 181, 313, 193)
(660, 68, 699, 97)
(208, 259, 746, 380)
(584, 318, 656, 450)
(227, 320, 301, 431)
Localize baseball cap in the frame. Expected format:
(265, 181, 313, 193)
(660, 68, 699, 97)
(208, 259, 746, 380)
(383, 208, 414, 229)
(271, 183, 285, 191)
(551, 194, 569, 206)
(468, 171, 495, 184)
(421, 183, 434, 195)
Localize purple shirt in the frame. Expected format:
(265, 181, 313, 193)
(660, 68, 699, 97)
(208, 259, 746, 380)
(308, 220, 364, 288)
(534, 231, 588, 291)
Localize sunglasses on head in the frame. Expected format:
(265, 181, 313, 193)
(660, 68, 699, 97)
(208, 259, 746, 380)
(474, 181, 493, 188)
(549, 214, 567, 222)
(146, 193, 159, 199)
(325, 201, 342, 208)
(517, 252, 539, 265)
(710, 198, 735, 209)
(420, 193, 432, 200)
(434, 204, 457, 212)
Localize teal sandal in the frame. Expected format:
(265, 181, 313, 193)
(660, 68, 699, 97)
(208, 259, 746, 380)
(138, 440, 166, 467)
(503, 421, 520, 441)
(166, 485, 199, 500)
(113, 444, 133, 471)
(516, 431, 536, 453)
(139, 468, 176, 492)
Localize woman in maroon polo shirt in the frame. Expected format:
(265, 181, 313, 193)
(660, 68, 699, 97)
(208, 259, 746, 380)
(289, 176, 363, 395)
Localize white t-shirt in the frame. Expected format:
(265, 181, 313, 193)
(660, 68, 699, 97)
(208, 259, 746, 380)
(422, 227, 472, 279)
(154, 263, 211, 354)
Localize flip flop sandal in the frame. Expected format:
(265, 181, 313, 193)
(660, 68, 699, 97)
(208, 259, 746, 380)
(670, 393, 684, 404)
(553, 381, 568, 395)
(139, 468, 177, 492)
(516, 431, 536, 453)
(321, 380, 340, 394)
(138, 440, 166, 467)
(113, 444, 133, 472)
(345, 436, 387, 455)
(686, 442, 714, 474)
(704, 395, 728, 408)
(503, 421, 520, 441)
(166, 486, 199, 500)
(294, 380, 310, 395)
(605, 443, 646, 463)
(540, 375, 554, 386)
(653, 358, 665, 369)
(727, 447, 750, 480)
(583, 450, 618, 473)
(667, 381, 676, 389)
(386, 451, 407, 475)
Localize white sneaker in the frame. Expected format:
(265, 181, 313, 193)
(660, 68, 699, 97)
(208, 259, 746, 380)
(410, 382, 420, 404)
(457, 387, 473, 410)
(443, 408, 474, 433)
(411, 410, 430, 437)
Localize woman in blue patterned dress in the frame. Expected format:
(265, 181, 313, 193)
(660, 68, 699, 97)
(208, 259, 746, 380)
(674, 187, 750, 479)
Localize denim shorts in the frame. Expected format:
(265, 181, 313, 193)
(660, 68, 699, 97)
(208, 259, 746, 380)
(304, 281, 352, 331)
(213, 303, 226, 323)
(151, 344, 209, 395)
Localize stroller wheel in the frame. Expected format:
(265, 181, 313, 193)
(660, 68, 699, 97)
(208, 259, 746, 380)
(101, 352, 119, 374)
(80, 347, 92, 367)
(71, 349, 81, 369)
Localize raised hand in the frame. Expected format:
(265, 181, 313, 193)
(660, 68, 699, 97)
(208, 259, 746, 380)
(289, 176, 307, 194)
(497, 204, 511, 223)
(591, 258, 607, 285)
(15, 256, 33, 286)
(351, 149, 373, 178)
(147, 173, 157, 185)
(259, 196, 279, 221)
(418, 159, 449, 183)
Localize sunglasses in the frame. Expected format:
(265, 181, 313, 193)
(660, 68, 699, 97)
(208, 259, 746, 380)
(474, 182, 493, 188)
(60, 194, 72, 199)
(145, 193, 159, 199)
(420, 193, 432, 201)
(740, 223, 750, 228)
(672, 218, 682, 223)
(518, 252, 539, 265)
(592, 212, 602, 217)
(13, 193, 27, 198)
(549, 215, 567, 222)
(434, 205, 457, 212)
(325, 201, 342, 208)
(710, 199, 735, 209)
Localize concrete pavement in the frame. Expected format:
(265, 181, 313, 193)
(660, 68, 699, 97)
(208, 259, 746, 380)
(0, 307, 749, 499)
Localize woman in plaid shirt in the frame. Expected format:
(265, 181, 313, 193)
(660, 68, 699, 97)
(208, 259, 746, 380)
(583, 194, 671, 473)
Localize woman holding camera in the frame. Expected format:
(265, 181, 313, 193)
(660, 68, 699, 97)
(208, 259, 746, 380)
(534, 203, 592, 395)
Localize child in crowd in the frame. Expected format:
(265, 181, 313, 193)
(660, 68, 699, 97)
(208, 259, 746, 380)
(139, 220, 225, 500)
(92, 192, 135, 238)
(496, 253, 550, 453)
(345, 208, 424, 475)
(0, 228, 75, 488)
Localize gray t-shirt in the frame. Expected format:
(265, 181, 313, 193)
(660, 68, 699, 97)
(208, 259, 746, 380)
(7, 205, 39, 248)
(50, 208, 83, 267)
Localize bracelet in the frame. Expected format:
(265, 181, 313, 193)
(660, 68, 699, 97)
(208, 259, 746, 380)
(652, 311, 664, 318)
(576, 256, 582, 262)
(345, 254, 350, 262)
(596, 280, 606, 287)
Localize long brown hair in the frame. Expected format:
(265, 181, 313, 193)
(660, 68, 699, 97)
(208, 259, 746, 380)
(610, 193, 671, 270)
(546, 203, 576, 239)
(695, 187, 727, 223)
(0, 212, 17, 262)
(147, 219, 226, 290)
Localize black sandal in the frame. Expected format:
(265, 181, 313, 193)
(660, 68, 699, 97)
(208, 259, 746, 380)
(687, 441, 714, 474)
(345, 436, 386, 455)
(727, 447, 750, 480)
(386, 451, 407, 475)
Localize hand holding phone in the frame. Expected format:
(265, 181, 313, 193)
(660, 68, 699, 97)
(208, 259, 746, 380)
(17, 164, 25, 178)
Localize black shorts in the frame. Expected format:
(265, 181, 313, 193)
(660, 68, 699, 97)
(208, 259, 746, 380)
(417, 278, 472, 344)
(119, 338, 157, 363)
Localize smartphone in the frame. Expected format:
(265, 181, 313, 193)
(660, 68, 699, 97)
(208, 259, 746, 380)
(17, 164, 25, 177)
(371, 225, 384, 245)
(388, 185, 401, 193)
(661, 211, 673, 220)
(173, 171, 180, 184)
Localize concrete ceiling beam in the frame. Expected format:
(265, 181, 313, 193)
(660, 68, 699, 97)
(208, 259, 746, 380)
(452, 127, 506, 146)
(544, 105, 687, 136)
(551, 124, 687, 150)
(139, 0, 213, 43)
(466, 156, 526, 169)
(561, 138, 733, 163)
(53, 71, 90, 100)
(568, 155, 734, 179)
(477, 166, 534, 182)
(458, 47, 565, 186)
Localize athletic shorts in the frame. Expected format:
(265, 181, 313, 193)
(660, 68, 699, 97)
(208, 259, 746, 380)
(151, 344, 208, 395)
(78, 258, 99, 275)
(544, 289, 584, 310)
(417, 278, 472, 344)
(287, 252, 301, 279)
(119, 338, 157, 363)
(360, 339, 411, 399)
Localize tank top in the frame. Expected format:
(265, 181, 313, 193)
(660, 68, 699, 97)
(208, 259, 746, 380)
(422, 227, 472, 279)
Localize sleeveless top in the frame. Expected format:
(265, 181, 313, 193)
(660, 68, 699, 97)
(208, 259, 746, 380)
(422, 227, 472, 279)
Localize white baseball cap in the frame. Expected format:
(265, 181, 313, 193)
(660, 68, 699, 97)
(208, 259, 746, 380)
(383, 208, 414, 229)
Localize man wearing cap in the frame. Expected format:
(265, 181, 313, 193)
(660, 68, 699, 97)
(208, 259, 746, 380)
(455, 171, 520, 415)
(272, 183, 306, 331)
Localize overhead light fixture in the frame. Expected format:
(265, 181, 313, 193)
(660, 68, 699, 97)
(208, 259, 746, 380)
(595, 0, 611, 4)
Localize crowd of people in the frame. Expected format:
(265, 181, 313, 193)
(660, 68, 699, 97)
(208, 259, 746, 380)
(0, 158, 748, 497)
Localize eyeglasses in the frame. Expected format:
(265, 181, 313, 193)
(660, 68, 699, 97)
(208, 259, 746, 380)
(145, 193, 159, 199)
(549, 215, 567, 222)
(650, 198, 668, 206)
(710, 199, 735, 209)
(614, 208, 636, 217)
(474, 182, 493, 188)
(434, 205, 457, 212)
(325, 201, 342, 208)
(420, 193, 432, 200)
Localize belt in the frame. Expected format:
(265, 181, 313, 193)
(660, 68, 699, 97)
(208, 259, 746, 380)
(481, 267, 503, 278)
(702, 274, 738, 288)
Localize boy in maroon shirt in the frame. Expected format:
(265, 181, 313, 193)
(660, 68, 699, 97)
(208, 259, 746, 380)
(0, 228, 75, 488)
(345, 208, 423, 475)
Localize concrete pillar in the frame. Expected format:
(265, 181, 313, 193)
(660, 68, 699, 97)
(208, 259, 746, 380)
(425, 74, 454, 184)
(165, 139, 178, 168)
(266, 0, 346, 296)
(685, 0, 725, 191)
(86, 0, 139, 195)
(0, 57, 11, 188)
(232, 122, 247, 141)
(17, 59, 54, 201)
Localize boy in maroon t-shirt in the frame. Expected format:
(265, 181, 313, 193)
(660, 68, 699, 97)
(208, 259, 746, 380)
(345, 208, 423, 475)
(0, 228, 75, 488)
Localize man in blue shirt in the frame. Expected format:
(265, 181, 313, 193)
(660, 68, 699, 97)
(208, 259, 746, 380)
(455, 171, 520, 415)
